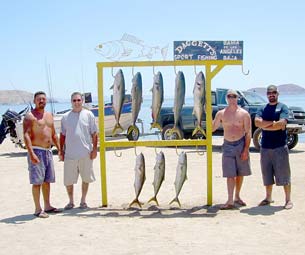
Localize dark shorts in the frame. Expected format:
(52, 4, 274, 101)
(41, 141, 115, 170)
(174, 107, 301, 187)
(222, 137, 251, 178)
(27, 147, 55, 185)
(260, 145, 291, 186)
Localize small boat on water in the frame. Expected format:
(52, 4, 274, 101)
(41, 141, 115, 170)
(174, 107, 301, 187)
(0, 95, 133, 148)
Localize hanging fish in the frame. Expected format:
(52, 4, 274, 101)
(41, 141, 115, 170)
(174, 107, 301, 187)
(192, 71, 206, 137)
(111, 69, 125, 136)
(170, 71, 185, 139)
(147, 151, 165, 206)
(150, 71, 164, 130)
(170, 152, 187, 207)
(129, 153, 146, 208)
(127, 72, 143, 136)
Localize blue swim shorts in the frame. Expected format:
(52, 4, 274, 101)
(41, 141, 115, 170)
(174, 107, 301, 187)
(27, 147, 55, 185)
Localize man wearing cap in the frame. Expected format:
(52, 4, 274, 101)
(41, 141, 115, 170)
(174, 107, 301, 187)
(255, 85, 293, 209)
(213, 89, 252, 210)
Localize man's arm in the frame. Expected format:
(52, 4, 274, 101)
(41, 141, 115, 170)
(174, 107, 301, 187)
(241, 112, 251, 161)
(23, 113, 39, 164)
(50, 115, 61, 157)
(212, 110, 223, 132)
(90, 132, 98, 160)
(59, 133, 65, 161)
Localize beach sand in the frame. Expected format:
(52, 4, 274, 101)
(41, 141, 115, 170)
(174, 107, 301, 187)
(0, 137, 305, 255)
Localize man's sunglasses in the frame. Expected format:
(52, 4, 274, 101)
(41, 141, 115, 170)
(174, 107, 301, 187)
(73, 99, 82, 102)
(227, 95, 237, 99)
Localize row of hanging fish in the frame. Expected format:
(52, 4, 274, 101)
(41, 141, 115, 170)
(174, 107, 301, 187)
(129, 151, 188, 208)
(110, 69, 206, 138)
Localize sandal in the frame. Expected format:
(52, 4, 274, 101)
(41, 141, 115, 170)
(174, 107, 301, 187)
(258, 199, 274, 206)
(64, 203, 75, 210)
(220, 204, 235, 210)
(284, 201, 293, 210)
(34, 211, 49, 218)
(79, 202, 88, 209)
(234, 199, 247, 206)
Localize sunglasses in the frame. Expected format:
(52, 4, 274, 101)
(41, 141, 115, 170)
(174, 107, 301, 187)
(267, 91, 277, 95)
(72, 99, 82, 102)
(227, 95, 237, 99)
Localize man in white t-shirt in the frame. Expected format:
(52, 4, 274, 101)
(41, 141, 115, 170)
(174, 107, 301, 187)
(59, 92, 98, 209)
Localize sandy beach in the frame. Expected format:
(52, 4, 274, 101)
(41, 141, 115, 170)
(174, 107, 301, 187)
(1, 137, 305, 255)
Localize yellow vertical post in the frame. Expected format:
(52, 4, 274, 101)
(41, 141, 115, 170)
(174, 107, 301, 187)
(205, 64, 213, 205)
(97, 65, 108, 206)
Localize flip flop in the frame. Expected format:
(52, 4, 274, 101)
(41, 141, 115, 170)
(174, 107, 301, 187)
(45, 208, 62, 213)
(234, 199, 247, 206)
(34, 211, 49, 218)
(258, 199, 274, 206)
(64, 203, 75, 210)
(79, 202, 88, 209)
(284, 201, 293, 210)
(220, 204, 235, 210)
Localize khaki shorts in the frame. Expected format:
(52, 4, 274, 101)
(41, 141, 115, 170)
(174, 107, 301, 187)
(64, 155, 96, 186)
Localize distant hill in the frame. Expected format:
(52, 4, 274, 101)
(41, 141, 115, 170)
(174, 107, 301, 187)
(0, 90, 58, 105)
(247, 84, 305, 95)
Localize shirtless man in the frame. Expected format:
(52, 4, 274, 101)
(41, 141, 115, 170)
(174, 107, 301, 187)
(212, 89, 251, 209)
(23, 91, 62, 218)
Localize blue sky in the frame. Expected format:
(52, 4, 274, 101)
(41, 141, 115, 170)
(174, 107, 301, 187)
(0, 0, 304, 100)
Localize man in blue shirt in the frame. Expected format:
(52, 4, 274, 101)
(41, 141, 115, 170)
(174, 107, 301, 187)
(255, 85, 293, 209)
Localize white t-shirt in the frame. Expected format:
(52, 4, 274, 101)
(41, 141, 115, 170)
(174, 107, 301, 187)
(61, 109, 97, 160)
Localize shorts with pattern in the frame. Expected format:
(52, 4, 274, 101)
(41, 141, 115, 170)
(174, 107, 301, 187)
(27, 147, 55, 185)
(222, 137, 251, 178)
(260, 145, 291, 186)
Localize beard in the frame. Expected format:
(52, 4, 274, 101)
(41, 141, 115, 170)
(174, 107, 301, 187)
(268, 97, 277, 103)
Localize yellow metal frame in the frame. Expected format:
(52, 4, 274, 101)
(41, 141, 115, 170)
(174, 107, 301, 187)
(97, 60, 242, 207)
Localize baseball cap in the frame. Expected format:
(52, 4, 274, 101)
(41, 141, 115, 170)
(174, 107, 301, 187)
(226, 89, 238, 96)
(267, 85, 278, 92)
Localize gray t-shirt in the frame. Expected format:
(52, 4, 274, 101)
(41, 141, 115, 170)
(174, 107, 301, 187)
(61, 109, 97, 160)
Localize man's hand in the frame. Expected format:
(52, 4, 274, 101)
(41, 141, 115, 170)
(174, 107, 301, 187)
(30, 153, 40, 164)
(240, 149, 249, 161)
(90, 149, 97, 160)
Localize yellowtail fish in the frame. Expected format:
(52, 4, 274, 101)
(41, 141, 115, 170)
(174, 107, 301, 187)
(192, 71, 206, 137)
(111, 69, 125, 136)
(129, 153, 146, 208)
(147, 151, 165, 206)
(170, 152, 187, 207)
(150, 71, 164, 130)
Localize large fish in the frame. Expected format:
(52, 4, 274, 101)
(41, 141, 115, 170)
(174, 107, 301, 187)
(111, 69, 125, 136)
(147, 151, 165, 206)
(192, 71, 206, 137)
(171, 71, 185, 139)
(170, 152, 187, 207)
(95, 33, 168, 61)
(150, 71, 164, 130)
(129, 153, 146, 208)
(128, 72, 143, 135)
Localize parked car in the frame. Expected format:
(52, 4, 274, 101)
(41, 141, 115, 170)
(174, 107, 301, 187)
(157, 88, 305, 150)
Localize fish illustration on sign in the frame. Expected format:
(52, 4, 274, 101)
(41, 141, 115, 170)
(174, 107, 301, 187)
(147, 151, 165, 206)
(95, 33, 168, 61)
(170, 152, 187, 207)
(192, 71, 206, 137)
(150, 71, 164, 130)
(129, 153, 146, 208)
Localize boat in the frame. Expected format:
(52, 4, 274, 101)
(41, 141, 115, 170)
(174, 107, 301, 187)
(0, 94, 133, 148)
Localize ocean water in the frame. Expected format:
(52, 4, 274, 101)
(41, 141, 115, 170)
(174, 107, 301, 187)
(1, 94, 305, 142)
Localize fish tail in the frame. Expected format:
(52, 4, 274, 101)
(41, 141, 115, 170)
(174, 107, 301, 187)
(127, 125, 136, 135)
(169, 197, 181, 208)
(112, 123, 124, 136)
(147, 196, 159, 206)
(192, 126, 206, 137)
(170, 127, 183, 139)
(128, 198, 142, 208)
(150, 122, 162, 131)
